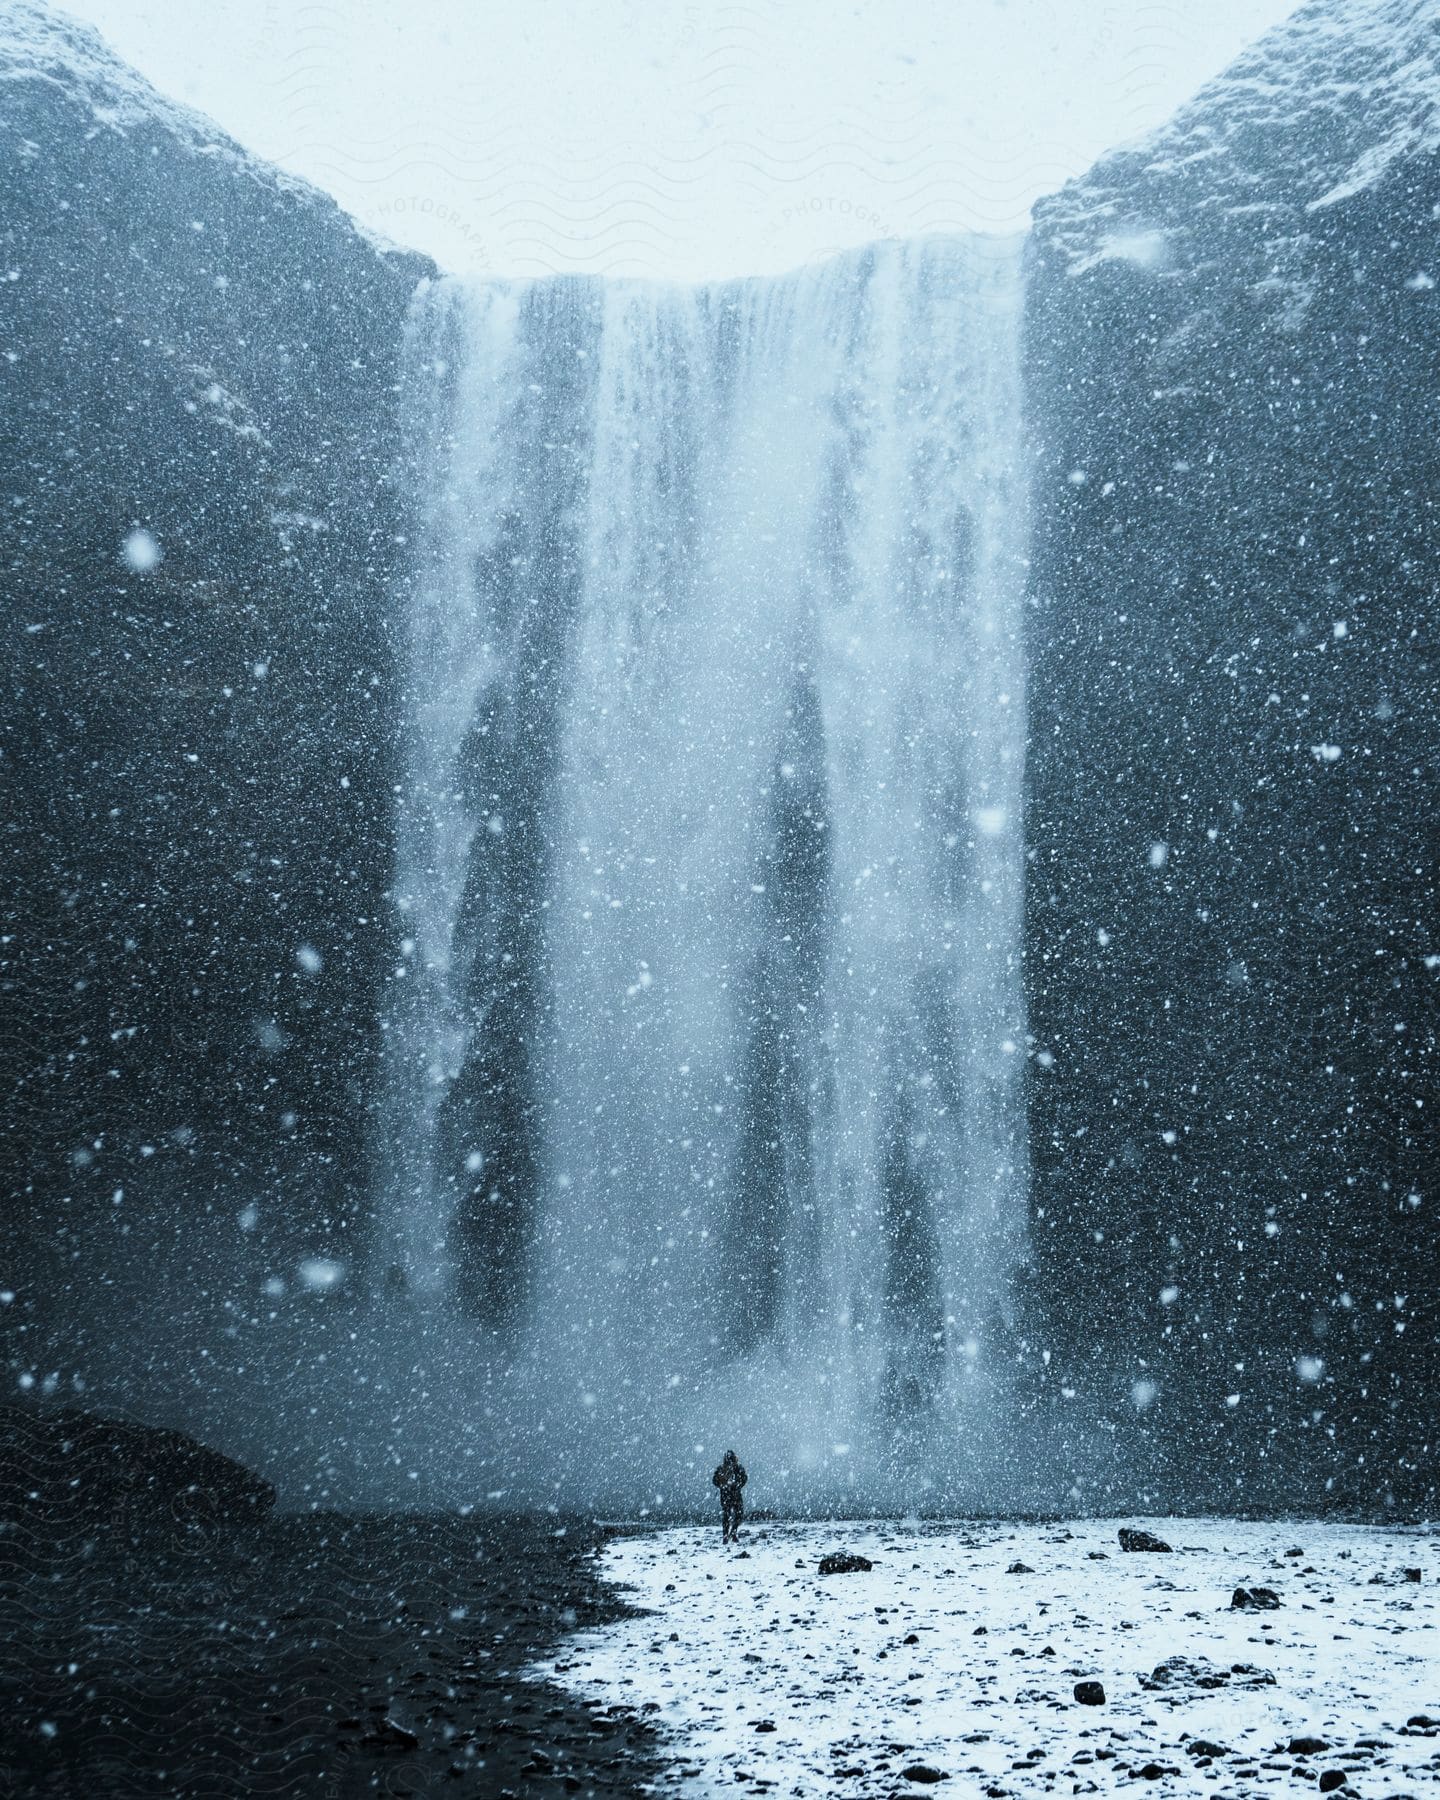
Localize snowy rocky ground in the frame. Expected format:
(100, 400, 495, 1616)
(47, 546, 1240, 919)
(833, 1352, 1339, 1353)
(536, 1518, 1439, 1797)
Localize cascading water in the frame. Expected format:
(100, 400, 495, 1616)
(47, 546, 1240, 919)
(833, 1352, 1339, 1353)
(381, 237, 1031, 1508)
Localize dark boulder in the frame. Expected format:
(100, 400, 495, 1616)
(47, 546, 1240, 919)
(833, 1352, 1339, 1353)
(818, 1551, 873, 1575)
(1073, 1680, 1106, 1706)
(1140, 1656, 1275, 1693)
(1231, 1586, 1282, 1610)
(1118, 1528, 1172, 1553)
(900, 1766, 948, 1784)
(0, 1406, 274, 1533)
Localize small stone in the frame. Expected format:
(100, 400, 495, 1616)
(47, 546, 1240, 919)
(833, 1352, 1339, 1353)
(751, 1720, 776, 1733)
(1073, 1680, 1106, 1706)
(1118, 1527, 1172, 1553)
(1186, 1740, 1229, 1759)
(360, 1720, 419, 1752)
(818, 1551, 873, 1575)
(903, 1633, 920, 1645)
(1403, 1567, 1422, 1582)
(1139, 1763, 1166, 1780)
(1318, 1773, 1347, 1793)
(900, 1765, 948, 1784)
(1007, 1560, 1035, 1574)
(1287, 1737, 1329, 1756)
(1231, 1586, 1281, 1610)
(1086, 1550, 1109, 1560)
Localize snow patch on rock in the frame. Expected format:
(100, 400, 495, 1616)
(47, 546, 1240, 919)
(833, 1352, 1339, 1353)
(1038, 0, 1440, 284)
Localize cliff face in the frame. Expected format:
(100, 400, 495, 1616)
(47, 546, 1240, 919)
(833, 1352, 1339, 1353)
(1, 1, 433, 1298)
(1024, 0, 1438, 1507)
(3, 0, 1436, 1510)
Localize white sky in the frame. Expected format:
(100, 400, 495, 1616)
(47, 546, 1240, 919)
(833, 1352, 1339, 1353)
(62, 0, 1299, 279)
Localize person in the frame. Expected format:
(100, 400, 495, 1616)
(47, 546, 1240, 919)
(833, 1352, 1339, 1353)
(712, 1449, 747, 1542)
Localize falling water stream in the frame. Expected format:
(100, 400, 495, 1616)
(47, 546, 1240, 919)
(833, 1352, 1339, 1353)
(380, 237, 1030, 1505)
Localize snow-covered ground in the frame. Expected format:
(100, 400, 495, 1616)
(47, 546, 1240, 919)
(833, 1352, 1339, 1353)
(536, 1518, 1439, 1796)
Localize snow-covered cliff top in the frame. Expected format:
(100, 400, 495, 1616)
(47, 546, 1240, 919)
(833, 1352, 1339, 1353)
(1037, 0, 1440, 258)
(0, 0, 409, 254)
(2, 0, 275, 164)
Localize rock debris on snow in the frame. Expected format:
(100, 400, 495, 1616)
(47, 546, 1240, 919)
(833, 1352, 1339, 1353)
(1118, 1527, 1173, 1553)
(534, 1518, 1439, 1798)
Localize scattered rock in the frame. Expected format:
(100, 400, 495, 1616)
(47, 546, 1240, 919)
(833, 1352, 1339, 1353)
(1288, 1737, 1330, 1756)
(1284, 1547, 1305, 1558)
(360, 1720, 420, 1753)
(900, 1765, 948, 1784)
(1118, 1528, 1172, 1553)
(1073, 1681, 1106, 1706)
(1403, 1567, 1422, 1582)
(750, 1720, 776, 1733)
(1186, 1741, 1229, 1759)
(1006, 1561, 1035, 1574)
(1318, 1773, 1348, 1793)
(1140, 1656, 1275, 1693)
(1086, 1550, 1110, 1561)
(818, 1552, 873, 1575)
(1231, 1586, 1282, 1610)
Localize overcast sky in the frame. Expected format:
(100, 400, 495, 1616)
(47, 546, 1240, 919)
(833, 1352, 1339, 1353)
(62, 0, 1299, 279)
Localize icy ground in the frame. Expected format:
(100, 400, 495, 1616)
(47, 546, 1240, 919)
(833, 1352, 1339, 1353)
(535, 1518, 1439, 1796)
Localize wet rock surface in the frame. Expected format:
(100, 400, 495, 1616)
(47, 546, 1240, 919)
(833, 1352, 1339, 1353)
(0, 1510, 658, 1797)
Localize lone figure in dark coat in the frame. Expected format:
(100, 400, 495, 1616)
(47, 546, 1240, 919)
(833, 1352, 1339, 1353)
(712, 1449, 747, 1543)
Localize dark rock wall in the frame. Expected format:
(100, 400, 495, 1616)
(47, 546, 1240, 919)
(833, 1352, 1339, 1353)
(1, 9, 433, 1315)
(1022, 0, 1438, 1509)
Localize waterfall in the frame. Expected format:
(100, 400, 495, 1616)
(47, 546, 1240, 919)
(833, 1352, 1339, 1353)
(382, 238, 1030, 1506)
